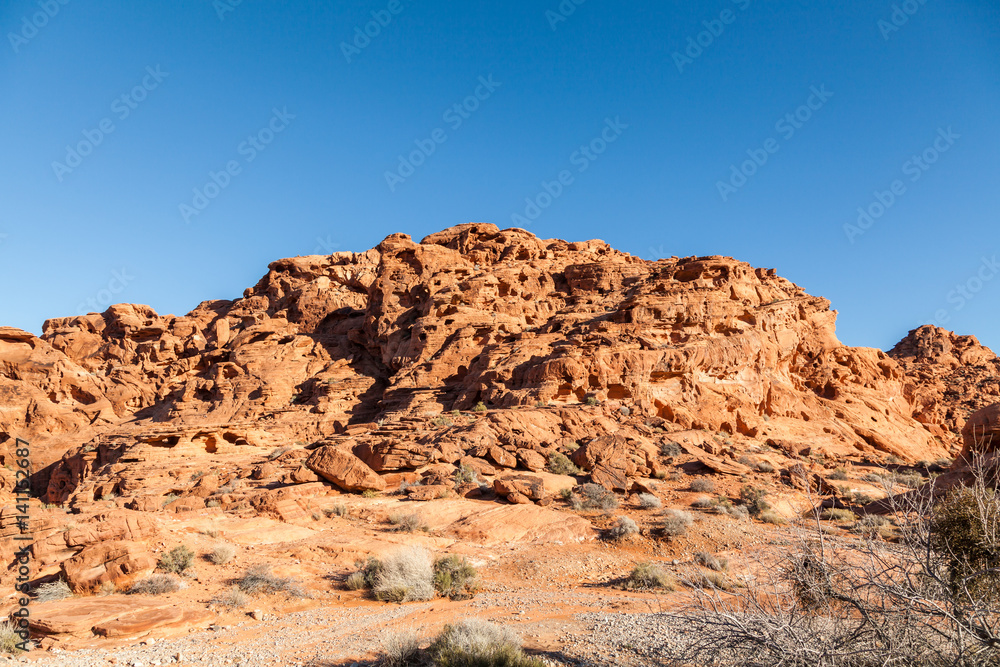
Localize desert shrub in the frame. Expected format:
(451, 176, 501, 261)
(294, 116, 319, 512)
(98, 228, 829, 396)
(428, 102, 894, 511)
(433, 555, 478, 600)
(346, 571, 367, 591)
(690, 478, 716, 493)
(891, 472, 925, 489)
(362, 489, 379, 498)
(324, 504, 348, 518)
(718, 503, 750, 520)
(547, 452, 582, 476)
(852, 492, 876, 505)
(202, 527, 220, 538)
(380, 631, 422, 667)
(737, 455, 755, 467)
(388, 512, 425, 533)
(158, 545, 194, 574)
(660, 442, 682, 458)
(577, 483, 619, 511)
(33, 579, 72, 602)
(691, 497, 717, 509)
(685, 569, 730, 590)
(755, 460, 776, 473)
(431, 416, 453, 428)
(666, 471, 683, 482)
(739, 486, 770, 517)
(637, 493, 662, 509)
(373, 547, 435, 602)
(932, 486, 1000, 600)
(210, 544, 236, 565)
(472, 401, 488, 413)
(429, 618, 544, 667)
(625, 562, 675, 590)
(759, 510, 787, 525)
(585, 396, 600, 406)
(268, 446, 292, 460)
(206, 499, 221, 508)
(210, 585, 248, 609)
(161, 493, 179, 507)
(0, 621, 27, 653)
(237, 564, 306, 597)
(694, 552, 728, 572)
(821, 508, 856, 522)
(607, 516, 639, 540)
(129, 574, 183, 596)
(829, 468, 849, 481)
(863, 472, 887, 484)
(453, 464, 479, 487)
(853, 514, 891, 538)
(661, 509, 693, 537)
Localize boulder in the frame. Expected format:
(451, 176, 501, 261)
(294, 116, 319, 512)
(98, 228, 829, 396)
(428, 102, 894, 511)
(60, 541, 156, 593)
(306, 446, 386, 492)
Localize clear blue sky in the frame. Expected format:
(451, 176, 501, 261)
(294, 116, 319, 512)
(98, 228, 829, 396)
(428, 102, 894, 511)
(2, 0, 998, 352)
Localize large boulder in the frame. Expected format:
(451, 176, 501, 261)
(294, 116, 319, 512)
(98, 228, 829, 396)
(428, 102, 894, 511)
(60, 541, 157, 592)
(306, 446, 386, 492)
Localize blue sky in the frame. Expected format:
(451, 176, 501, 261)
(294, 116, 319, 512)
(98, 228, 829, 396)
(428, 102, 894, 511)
(1, 0, 998, 352)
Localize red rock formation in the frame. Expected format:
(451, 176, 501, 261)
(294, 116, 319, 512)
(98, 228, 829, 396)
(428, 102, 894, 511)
(3, 223, 998, 514)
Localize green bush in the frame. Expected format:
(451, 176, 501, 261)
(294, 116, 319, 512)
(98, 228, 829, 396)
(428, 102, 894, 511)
(472, 401, 488, 413)
(932, 486, 1000, 600)
(821, 508, 856, 522)
(158, 545, 194, 574)
(547, 452, 582, 476)
(739, 486, 770, 517)
(433, 555, 479, 600)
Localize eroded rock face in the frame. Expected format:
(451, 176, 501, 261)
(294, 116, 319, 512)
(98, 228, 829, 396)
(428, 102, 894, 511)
(889, 326, 1000, 446)
(3, 223, 997, 514)
(306, 446, 386, 492)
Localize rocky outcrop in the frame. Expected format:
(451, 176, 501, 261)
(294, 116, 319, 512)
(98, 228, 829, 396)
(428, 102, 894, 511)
(306, 446, 386, 492)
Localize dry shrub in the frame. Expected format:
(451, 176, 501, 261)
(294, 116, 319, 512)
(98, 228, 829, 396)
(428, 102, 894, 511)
(237, 564, 306, 598)
(607, 516, 639, 540)
(661, 509, 693, 537)
(209, 544, 236, 565)
(33, 580, 72, 603)
(690, 478, 716, 494)
(695, 552, 728, 572)
(625, 562, 675, 591)
(373, 546, 435, 602)
(129, 574, 183, 596)
(380, 631, 421, 667)
(210, 585, 248, 609)
(429, 618, 543, 667)
(388, 512, 425, 533)
(637, 493, 662, 509)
